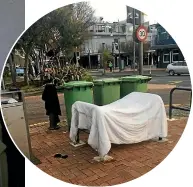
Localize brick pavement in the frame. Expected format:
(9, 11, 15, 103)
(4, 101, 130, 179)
(29, 118, 188, 186)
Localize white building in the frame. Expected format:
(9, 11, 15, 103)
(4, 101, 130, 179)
(80, 18, 152, 68)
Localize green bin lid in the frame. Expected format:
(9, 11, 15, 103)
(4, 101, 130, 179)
(121, 75, 152, 82)
(63, 81, 94, 89)
(94, 78, 121, 85)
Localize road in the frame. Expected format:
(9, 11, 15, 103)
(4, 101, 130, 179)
(24, 74, 191, 125)
(93, 70, 191, 87)
(149, 75, 191, 87)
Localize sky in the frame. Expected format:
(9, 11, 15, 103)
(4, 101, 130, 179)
(89, 1, 157, 24)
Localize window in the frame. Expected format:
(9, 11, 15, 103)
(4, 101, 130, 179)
(176, 62, 183, 66)
(172, 62, 183, 66)
(173, 53, 179, 62)
(182, 61, 187, 66)
(173, 49, 179, 53)
(171, 62, 177, 66)
(172, 49, 184, 62)
(96, 25, 104, 32)
(163, 52, 170, 63)
(172, 49, 179, 62)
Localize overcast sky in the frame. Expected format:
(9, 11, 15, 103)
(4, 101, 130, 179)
(89, 1, 157, 24)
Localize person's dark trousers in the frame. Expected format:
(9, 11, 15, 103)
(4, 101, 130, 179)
(110, 67, 112, 72)
(49, 113, 60, 130)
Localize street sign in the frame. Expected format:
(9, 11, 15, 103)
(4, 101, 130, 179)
(136, 25, 148, 42)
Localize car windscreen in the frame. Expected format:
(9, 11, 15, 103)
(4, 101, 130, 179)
(172, 62, 186, 66)
(16, 68, 24, 74)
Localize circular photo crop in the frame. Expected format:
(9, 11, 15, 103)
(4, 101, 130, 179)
(0, 1, 191, 186)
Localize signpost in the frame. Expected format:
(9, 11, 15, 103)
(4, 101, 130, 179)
(136, 25, 148, 42)
(136, 22, 148, 75)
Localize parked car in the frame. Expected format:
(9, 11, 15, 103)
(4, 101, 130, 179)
(166, 61, 189, 76)
(15, 67, 25, 76)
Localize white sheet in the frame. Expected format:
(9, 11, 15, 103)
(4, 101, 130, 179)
(70, 92, 168, 157)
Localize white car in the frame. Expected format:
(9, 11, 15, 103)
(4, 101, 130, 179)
(166, 61, 189, 76)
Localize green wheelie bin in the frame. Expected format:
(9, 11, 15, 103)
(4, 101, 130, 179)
(93, 78, 121, 106)
(120, 75, 152, 98)
(63, 81, 94, 130)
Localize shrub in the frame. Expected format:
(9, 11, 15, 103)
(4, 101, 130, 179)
(81, 72, 93, 82)
(45, 64, 93, 86)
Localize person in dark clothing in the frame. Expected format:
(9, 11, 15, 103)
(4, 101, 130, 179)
(42, 79, 61, 130)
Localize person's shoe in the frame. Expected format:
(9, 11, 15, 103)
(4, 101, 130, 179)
(48, 125, 61, 130)
(54, 153, 68, 159)
(48, 127, 55, 130)
(54, 125, 61, 130)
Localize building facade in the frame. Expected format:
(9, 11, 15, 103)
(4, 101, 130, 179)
(150, 24, 185, 68)
(80, 18, 152, 69)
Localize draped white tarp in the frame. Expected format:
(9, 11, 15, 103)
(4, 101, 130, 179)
(70, 92, 168, 157)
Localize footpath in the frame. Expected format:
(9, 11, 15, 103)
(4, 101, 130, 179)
(30, 116, 188, 186)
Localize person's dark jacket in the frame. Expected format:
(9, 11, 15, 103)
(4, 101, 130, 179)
(42, 83, 61, 116)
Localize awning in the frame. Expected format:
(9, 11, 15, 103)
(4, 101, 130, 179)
(150, 44, 178, 50)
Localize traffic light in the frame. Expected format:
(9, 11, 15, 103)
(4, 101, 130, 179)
(112, 43, 119, 53)
(74, 51, 80, 60)
(76, 52, 80, 59)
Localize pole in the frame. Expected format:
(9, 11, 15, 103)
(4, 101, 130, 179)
(1, 78, 5, 90)
(102, 43, 105, 74)
(112, 42, 115, 72)
(118, 19, 121, 72)
(88, 49, 91, 69)
(150, 60, 152, 75)
(148, 53, 151, 75)
(138, 11, 144, 75)
(75, 47, 79, 68)
(151, 53, 154, 74)
(133, 9, 136, 74)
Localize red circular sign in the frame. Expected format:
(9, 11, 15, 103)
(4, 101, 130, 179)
(136, 25, 148, 42)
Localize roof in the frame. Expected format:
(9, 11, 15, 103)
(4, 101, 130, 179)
(150, 44, 178, 50)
